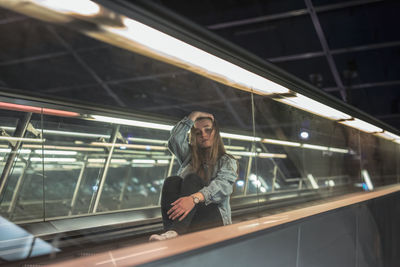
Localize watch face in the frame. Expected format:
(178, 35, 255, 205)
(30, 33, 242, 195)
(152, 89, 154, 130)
(193, 196, 200, 204)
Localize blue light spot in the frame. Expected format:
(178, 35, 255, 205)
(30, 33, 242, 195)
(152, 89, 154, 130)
(362, 183, 368, 191)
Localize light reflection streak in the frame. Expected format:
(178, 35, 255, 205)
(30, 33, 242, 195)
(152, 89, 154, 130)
(95, 247, 168, 265)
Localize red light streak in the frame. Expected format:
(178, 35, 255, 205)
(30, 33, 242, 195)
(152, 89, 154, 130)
(0, 102, 79, 117)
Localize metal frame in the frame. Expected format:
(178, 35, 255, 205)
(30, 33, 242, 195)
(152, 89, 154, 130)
(206, 0, 382, 30)
(91, 125, 120, 213)
(0, 112, 32, 197)
(304, 0, 347, 101)
(0, 0, 398, 134)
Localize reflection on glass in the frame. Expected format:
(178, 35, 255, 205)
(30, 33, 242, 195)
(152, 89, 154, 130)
(0, 216, 59, 261)
(0, 0, 398, 262)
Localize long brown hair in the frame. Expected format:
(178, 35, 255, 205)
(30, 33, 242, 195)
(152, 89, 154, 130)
(189, 117, 226, 182)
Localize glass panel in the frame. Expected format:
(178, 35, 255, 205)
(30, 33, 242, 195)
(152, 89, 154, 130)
(0, 0, 399, 263)
(38, 115, 113, 217)
(359, 133, 399, 190)
(253, 94, 363, 209)
(96, 124, 172, 212)
(0, 112, 45, 223)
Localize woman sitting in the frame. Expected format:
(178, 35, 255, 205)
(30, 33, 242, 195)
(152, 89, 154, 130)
(150, 111, 238, 241)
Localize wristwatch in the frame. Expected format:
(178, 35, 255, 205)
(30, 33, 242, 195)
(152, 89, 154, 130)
(191, 195, 200, 204)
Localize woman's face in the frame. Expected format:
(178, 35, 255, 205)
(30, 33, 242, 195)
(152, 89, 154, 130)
(194, 119, 215, 149)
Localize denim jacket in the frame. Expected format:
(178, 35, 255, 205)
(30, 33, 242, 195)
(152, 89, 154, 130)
(167, 117, 238, 225)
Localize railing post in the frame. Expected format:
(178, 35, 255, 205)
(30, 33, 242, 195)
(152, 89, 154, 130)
(91, 125, 120, 213)
(0, 112, 32, 198)
(69, 157, 87, 216)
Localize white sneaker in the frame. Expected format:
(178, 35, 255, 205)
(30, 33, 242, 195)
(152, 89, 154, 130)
(149, 230, 179, 241)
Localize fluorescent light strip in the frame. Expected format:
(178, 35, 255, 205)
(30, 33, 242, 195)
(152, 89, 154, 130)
(87, 158, 128, 164)
(156, 160, 169, 164)
(221, 132, 261, 142)
(0, 149, 31, 154)
(302, 144, 329, 151)
(34, 0, 100, 16)
(276, 94, 352, 120)
(23, 144, 103, 152)
(91, 115, 173, 131)
(374, 131, 400, 141)
(30, 157, 77, 162)
(34, 150, 78, 155)
(0, 136, 45, 143)
(229, 151, 256, 157)
(43, 129, 109, 138)
(102, 18, 289, 96)
(339, 118, 382, 133)
(132, 159, 156, 164)
(115, 150, 166, 155)
(228, 151, 287, 158)
(262, 138, 301, 147)
(91, 142, 167, 151)
(259, 153, 287, 159)
(224, 145, 246, 150)
(328, 147, 349, 154)
(127, 137, 167, 144)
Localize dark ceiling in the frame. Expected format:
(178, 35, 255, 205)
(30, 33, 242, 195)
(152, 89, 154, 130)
(151, 0, 400, 129)
(0, 0, 399, 131)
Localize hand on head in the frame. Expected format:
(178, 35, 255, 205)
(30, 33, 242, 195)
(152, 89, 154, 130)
(189, 111, 214, 122)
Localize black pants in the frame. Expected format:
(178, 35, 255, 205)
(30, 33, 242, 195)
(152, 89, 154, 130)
(161, 173, 223, 234)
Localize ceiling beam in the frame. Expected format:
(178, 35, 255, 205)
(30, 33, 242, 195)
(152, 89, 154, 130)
(305, 0, 347, 101)
(46, 26, 126, 107)
(268, 40, 400, 63)
(324, 80, 400, 92)
(207, 0, 383, 30)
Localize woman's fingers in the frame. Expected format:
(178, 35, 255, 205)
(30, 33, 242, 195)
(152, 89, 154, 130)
(168, 196, 195, 220)
(167, 205, 176, 215)
(168, 204, 183, 218)
(179, 210, 190, 221)
(170, 208, 184, 220)
(171, 197, 184, 206)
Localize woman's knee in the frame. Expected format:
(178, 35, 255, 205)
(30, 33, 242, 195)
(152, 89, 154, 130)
(162, 176, 182, 191)
(182, 173, 205, 189)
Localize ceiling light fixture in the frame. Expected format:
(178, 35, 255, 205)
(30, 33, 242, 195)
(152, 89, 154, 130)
(262, 138, 301, 147)
(0, 137, 45, 143)
(30, 157, 77, 162)
(276, 94, 352, 120)
(258, 153, 287, 159)
(339, 118, 383, 133)
(132, 159, 156, 164)
(90, 142, 167, 151)
(373, 131, 400, 141)
(34, 0, 100, 16)
(101, 18, 289, 96)
(127, 137, 167, 144)
(90, 115, 173, 131)
(302, 144, 329, 151)
(34, 150, 78, 155)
